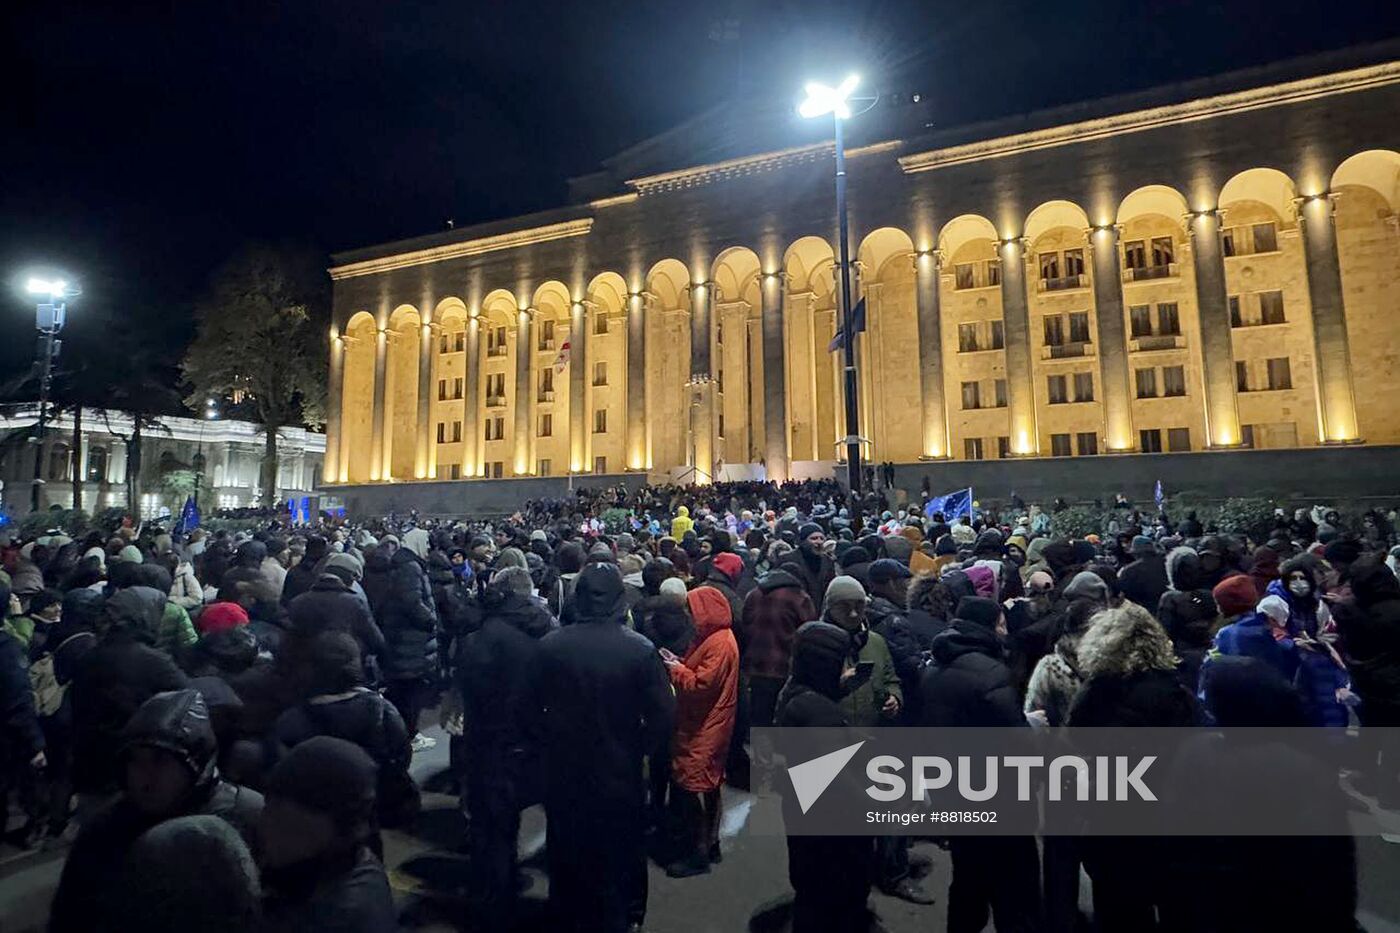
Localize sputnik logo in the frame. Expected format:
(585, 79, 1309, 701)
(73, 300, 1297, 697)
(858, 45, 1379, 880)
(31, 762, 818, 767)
(787, 740, 865, 814)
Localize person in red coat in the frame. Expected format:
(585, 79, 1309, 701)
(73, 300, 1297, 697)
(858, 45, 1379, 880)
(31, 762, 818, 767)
(660, 585, 739, 878)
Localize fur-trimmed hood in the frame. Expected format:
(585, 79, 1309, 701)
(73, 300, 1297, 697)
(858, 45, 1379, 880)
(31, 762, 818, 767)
(1164, 546, 1202, 592)
(1077, 603, 1178, 677)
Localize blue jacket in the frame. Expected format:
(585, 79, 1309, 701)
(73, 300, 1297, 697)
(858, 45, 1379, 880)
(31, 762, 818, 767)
(1264, 579, 1349, 727)
(1211, 613, 1299, 683)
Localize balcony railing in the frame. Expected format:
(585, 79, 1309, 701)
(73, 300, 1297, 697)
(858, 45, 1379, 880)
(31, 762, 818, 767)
(1130, 334, 1185, 352)
(1041, 341, 1094, 360)
(487, 345, 508, 358)
(538, 338, 556, 352)
(1125, 262, 1177, 281)
(538, 390, 555, 403)
(485, 395, 506, 408)
(1038, 273, 1088, 292)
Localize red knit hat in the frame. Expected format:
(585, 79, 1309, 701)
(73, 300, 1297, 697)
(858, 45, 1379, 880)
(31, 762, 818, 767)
(1212, 573, 1257, 619)
(197, 601, 250, 635)
(712, 552, 744, 582)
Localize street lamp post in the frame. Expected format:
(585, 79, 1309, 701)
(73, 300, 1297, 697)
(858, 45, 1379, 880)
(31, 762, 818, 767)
(193, 398, 219, 509)
(800, 76, 864, 496)
(25, 277, 78, 513)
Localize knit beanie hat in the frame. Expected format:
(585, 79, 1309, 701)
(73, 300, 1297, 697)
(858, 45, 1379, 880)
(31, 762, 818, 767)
(659, 577, 689, 603)
(1212, 573, 1258, 618)
(822, 574, 866, 611)
(323, 552, 362, 585)
(798, 522, 824, 543)
(266, 736, 377, 829)
(882, 535, 914, 564)
(1130, 535, 1156, 557)
(934, 535, 958, 556)
(1026, 570, 1054, 594)
(955, 596, 1002, 630)
(964, 565, 997, 599)
(117, 544, 144, 564)
(1322, 538, 1363, 567)
(712, 552, 744, 582)
(197, 601, 249, 635)
(1063, 570, 1109, 605)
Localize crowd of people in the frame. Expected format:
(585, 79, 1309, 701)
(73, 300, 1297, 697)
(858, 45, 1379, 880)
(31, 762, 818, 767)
(1, 477, 1398, 932)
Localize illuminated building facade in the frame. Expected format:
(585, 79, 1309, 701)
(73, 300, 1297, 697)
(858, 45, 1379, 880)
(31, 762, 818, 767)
(324, 48, 1400, 495)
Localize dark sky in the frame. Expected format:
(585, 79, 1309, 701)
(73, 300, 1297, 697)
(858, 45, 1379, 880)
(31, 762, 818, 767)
(3, 0, 1398, 376)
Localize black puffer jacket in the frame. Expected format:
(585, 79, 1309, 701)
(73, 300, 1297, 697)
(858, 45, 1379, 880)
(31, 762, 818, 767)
(360, 547, 393, 616)
(1336, 557, 1400, 723)
(274, 688, 411, 779)
(51, 689, 265, 933)
(71, 588, 190, 793)
(428, 551, 480, 673)
(377, 547, 439, 681)
(183, 626, 260, 679)
(866, 595, 924, 711)
(919, 616, 1023, 728)
(459, 589, 552, 754)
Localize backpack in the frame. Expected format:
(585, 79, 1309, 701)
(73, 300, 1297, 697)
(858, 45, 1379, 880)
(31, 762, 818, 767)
(30, 632, 94, 718)
(304, 690, 421, 829)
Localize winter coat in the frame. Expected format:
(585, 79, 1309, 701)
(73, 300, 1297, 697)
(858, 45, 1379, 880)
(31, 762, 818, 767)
(1336, 559, 1400, 724)
(274, 688, 411, 783)
(280, 559, 319, 607)
(71, 589, 191, 793)
(0, 629, 43, 766)
(1024, 634, 1085, 727)
(51, 689, 264, 933)
(865, 596, 925, 712)
(156, 599, 199, 657)
(524, 566, 675, 809)
(669, 587, 739, 792)
(170, 560, 203, 610)
(670, 505, 694, 540)
(1209, 613, 1299, 684)
(919, 619, 1023, 727)
(287, 575, 387, 666)
(458, 589, 552, 756)
(1253, 578, 1350, 727)
(738, 568, 817, 679)
(701, 567, 745, 628)
(779, 550, 837, 609)
(360, 548, 393, 616)
(375, 548, 439, 682)
(1118, 553, 1168, 613)
(259, 847, 398, 933)
(838, 628, 901, 727)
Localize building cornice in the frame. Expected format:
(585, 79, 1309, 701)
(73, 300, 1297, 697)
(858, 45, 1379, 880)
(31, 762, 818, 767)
(1, 406, 327, 452)
(625, 140, 902, 196)
(328, 219, 595, 280)
(899, 60, 1400, 174)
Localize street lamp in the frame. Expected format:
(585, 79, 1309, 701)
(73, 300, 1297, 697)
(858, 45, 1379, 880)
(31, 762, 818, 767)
(24, 276, 80, 513)
(194, 398, 219, 509)
(800, 75, 864, 497)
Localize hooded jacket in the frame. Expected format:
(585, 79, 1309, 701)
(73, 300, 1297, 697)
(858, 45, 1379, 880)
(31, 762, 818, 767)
(919, 613, 1022, 728)
(274, 687, 411, 799)
(865, 594, 924, 713)
(459, 587, 554, 753)
(775, 621, 849, 728)
(670, 505, 695, 541)
(525, 564, 676, 808)
(1336, 557, 1400, 721)
(287, 574, 386, 669)
(71, 589, 191, 794)
(669, 586, 740, 792)
(51, 689, 264, 933)
(1118, 549, 1169, 613)
(779, 546, 836, 609)
(376, 547, 439, 681)
(739, 568, 817, 679)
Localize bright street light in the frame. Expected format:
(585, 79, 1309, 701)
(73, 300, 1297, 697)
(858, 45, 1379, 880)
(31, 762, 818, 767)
(800, 73, 865, 499)
(26, 277, 69, 298)
(798, 74, 860, 119)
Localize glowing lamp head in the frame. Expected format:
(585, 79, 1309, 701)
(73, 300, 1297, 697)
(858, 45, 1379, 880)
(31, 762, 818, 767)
(26, 278, 67, 298)
(799, 74, 860, 120)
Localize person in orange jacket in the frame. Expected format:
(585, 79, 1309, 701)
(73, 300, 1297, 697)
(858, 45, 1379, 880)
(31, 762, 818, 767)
(659, 584, 739, 878)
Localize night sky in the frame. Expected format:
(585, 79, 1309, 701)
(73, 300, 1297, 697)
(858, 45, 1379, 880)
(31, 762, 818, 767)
(3, 0, 1397, 385)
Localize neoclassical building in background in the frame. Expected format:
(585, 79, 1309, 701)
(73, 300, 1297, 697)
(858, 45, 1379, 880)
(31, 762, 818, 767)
(324, 45, 1400, 498)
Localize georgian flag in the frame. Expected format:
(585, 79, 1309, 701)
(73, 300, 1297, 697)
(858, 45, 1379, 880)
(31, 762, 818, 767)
(553, 340, 571, 374)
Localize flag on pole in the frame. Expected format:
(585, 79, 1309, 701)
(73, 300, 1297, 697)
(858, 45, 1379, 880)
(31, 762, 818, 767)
(1154, 479, 1165, 510)
(924, 487, 973, 521)
(176, 496, 200, 535)
(553, 340, 571, 374)
(828, 296, 867, 352)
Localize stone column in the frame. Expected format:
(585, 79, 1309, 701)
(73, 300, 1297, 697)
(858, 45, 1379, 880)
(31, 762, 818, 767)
(514, 308, 534, 476)
(1298, 194, 1361, 443)
(914, 250, 950, 459)
(760, 273, 789, 482)
(688, 281, 716, 483)
(1089, 225, 1136, 451)
(463, 317, 480, 476)
(998, 237, 1039, 454)
(626, 292, 647, 470)
(369, 326, 388, 480)
(325, 331, 344, 482)
(1187, 209, 1243, 447)
(416, 320, 434, 478)
(570, 301, 588, 472)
